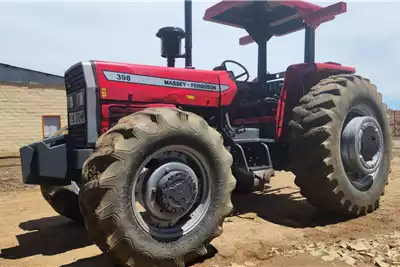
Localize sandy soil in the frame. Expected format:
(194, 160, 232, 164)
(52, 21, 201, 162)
(1, 142, 400, 267)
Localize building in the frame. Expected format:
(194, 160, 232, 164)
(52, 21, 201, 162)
(0, 63, 66, 158)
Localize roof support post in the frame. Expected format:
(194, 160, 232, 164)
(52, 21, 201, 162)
(304, 25, 315, 63)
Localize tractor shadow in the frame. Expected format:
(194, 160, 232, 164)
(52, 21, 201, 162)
(1, 215, 217, 267)
(231, 185, 355, 228)
(60, 254, 112, 267)
(0, 215, 93, 259)
(60, 245, 218, 267)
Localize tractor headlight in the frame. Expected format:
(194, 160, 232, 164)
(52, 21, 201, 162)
(76, 91, 85, 107)
(67, 95, 74, 109)
(67, 90, 85, 109)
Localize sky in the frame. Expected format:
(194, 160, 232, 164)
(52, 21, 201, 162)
(0, 0, 399, 108)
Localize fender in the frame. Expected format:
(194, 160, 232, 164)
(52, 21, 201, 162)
(276, 62, 356, 140)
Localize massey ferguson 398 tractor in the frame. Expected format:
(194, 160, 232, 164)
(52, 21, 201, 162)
(20, 0, 391, 266)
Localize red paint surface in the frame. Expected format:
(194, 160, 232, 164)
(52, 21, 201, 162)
(204, 1, 347, 45)
(94, 61, 237, 107)
(276, 62, 356, 140)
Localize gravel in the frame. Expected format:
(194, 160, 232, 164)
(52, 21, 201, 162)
(285, 231, 400, 266)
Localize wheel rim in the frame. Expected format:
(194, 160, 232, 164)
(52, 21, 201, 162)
(341, 105, 384, 191)
(131, 145, 212, 240)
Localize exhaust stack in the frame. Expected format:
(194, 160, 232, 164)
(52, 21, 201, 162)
(184, 0, 193, 68)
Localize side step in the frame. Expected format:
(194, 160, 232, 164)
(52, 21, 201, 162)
(231, 138, 273, 173)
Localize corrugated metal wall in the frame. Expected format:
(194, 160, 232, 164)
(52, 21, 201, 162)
(0, 63, 64, 86)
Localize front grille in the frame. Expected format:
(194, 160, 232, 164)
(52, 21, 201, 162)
(65, 64, 87, 147)
(65, 64, 85, 94)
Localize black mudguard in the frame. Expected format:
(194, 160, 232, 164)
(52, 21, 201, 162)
(19, 134, 92, 186)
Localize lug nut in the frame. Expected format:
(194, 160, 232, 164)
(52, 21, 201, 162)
(161, 194, 166, 199)
(180, 208, 185, 213)
(172, 208, 176, 212)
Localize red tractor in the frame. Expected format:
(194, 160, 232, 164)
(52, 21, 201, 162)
(20, 0, 391, 266)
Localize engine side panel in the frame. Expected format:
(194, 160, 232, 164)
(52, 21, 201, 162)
(93, 60, 237, 107)
(100, 103, 176, 134)
(276, 62, 356, 140)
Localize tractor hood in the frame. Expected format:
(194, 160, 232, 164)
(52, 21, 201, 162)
(88, 60, 238, 107)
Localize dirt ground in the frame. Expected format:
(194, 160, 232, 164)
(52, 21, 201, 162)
(1, 142, 400, 267)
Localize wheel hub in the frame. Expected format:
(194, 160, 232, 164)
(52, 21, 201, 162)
(143, 161, 199, 221)
(360, 125, 381, 161)
(341, 116, 383, 175)
(157, 171, 198, 214)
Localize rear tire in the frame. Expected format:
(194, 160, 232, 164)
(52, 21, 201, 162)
(40, 126, 83, 223)
(289, 74, 392, 216)
(79, 107, 236, 267)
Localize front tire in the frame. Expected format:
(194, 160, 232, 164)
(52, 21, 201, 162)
(40, 182, 82, 222)
(40, 126, 83, 223)
(289, 74, 392, 216)
(79, 107, 236, 267)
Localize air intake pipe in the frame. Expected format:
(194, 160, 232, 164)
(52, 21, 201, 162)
(156, 0, 193, 68)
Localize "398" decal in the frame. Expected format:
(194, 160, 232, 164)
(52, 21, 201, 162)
(116, 73, 131, 81)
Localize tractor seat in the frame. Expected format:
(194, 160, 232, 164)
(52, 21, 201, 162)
(229, 80, 281, 127)
(230, 95, 278, 126)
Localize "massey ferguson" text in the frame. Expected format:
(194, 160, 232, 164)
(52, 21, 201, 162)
(164, 80, 218, 90)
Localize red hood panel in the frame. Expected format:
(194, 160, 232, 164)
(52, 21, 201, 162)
(92, 60, 237, 107)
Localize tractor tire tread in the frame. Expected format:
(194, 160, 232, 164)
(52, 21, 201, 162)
(79, 107, 235, 267)
(40, 183, 83, 222)
(289, 74, 392, 216)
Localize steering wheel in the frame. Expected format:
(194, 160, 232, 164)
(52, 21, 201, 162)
(221, 60, 250, 82)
